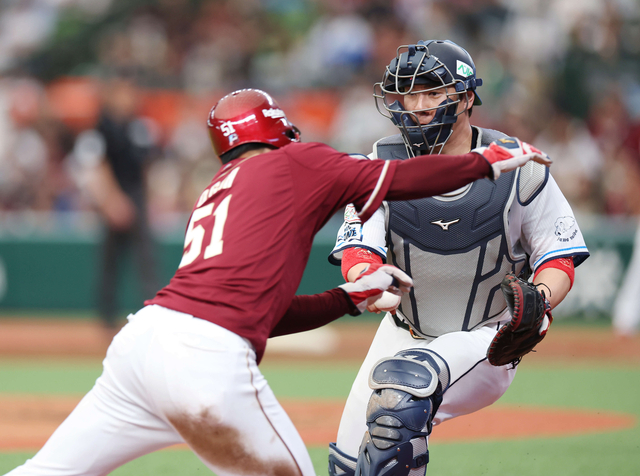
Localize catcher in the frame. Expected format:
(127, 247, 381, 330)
(327, 39, 589, 476)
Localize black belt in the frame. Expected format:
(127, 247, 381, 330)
(392, 313, 426, 340)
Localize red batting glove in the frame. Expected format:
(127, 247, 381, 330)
(339, 263, 413, 314)
(472, 137, 552, 180)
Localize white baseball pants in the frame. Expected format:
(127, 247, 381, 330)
(335, 312, 517, 458)
(5, 305, 315, 476)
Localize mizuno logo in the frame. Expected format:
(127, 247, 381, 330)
(431, 218, 460, 230)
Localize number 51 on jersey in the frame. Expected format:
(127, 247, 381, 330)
(178, 195, 232, 268)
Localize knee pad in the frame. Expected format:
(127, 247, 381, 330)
(355, 350, 444, 476)
(329, 442, 357, 476)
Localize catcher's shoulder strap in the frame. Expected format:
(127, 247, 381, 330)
(373, 134, 410, 161)
(516, 160, 549, 205)
(475, 126, 507, 147)
(474, 126, 549, 206)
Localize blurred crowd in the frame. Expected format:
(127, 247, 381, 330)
(1, 0, 640, 233)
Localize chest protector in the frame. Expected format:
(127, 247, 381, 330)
(378, 128, 528, 338)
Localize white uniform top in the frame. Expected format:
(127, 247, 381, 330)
(330, 131, 590, 460)
(331, 165, 589, 337)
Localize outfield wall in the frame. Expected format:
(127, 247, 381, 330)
(0, 212, 345, 315)
(0, 212, 635, 320)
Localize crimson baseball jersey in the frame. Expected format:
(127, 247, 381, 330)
(147, 142, 397, 361)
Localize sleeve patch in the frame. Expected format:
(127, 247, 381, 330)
(344, 204, 361, 224)
(554, 216, 578, 242)
(339, 223, 362, 243)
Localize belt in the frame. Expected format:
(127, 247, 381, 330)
(392, 313, 426, 340)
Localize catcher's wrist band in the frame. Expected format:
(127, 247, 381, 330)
(534, 257, 575, 288)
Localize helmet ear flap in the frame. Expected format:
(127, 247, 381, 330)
(286, 123, 301, 141)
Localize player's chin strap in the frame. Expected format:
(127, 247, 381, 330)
(354, 349, 444, 476)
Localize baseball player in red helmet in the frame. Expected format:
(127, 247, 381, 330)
(5, 88, 550, 476)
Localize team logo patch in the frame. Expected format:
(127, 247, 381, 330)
(456, 60, 473, 78)
(497, 137, 518, 149)
(555, 216, 577, 242)
(344, 204, 361, 224)
(341, 223, 362, 243)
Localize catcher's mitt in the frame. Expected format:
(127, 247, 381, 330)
(487, 273, 552, 367)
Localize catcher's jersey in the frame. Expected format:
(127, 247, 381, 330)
(148, 142, 397, 361)
(330, 128, 590, 338)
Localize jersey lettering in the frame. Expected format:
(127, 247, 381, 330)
(179, 195, 232, 268)
(204, 195, 231, 259)
(196, 167, 240, 207)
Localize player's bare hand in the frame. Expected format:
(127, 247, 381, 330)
(472, 137, 552, 180)
(339, 263, 413, 314)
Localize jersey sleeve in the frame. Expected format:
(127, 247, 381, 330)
(518, 174, 590, 271)
(328, 204, 388, 265)
(287, 142, 397, 224)
(269, 288, 357, 337)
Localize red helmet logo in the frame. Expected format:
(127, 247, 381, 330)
(207, 89, 300, 158)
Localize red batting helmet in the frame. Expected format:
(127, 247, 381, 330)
(207, 89, 300, 157)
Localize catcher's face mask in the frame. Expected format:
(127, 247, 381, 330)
(374, 39, 482, 156)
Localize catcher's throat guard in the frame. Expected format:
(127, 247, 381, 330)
(487, 273, 552, 367)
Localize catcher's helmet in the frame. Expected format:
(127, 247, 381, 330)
(374, 40, 483, 155)
(207, 89, 300, 158)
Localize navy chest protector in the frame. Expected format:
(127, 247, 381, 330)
(376, 129, 527, 337)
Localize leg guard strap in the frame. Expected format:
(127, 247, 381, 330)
(329, 442, 357, 476)
(355, 350, 444, 476)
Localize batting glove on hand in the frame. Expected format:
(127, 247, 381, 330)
(339, 263, 413, 314)
(472, 137, 552, 180)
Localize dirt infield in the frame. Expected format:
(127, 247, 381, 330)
(2, 318, 639, 364)
(0, 395, 635, 451)
(0, 318, 638, 451)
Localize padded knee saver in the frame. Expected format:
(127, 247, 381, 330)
(355, 351, 443, 476)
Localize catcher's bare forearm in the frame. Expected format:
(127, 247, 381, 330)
(347, 262, 370, 282)
(533, 267, 571, 309)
